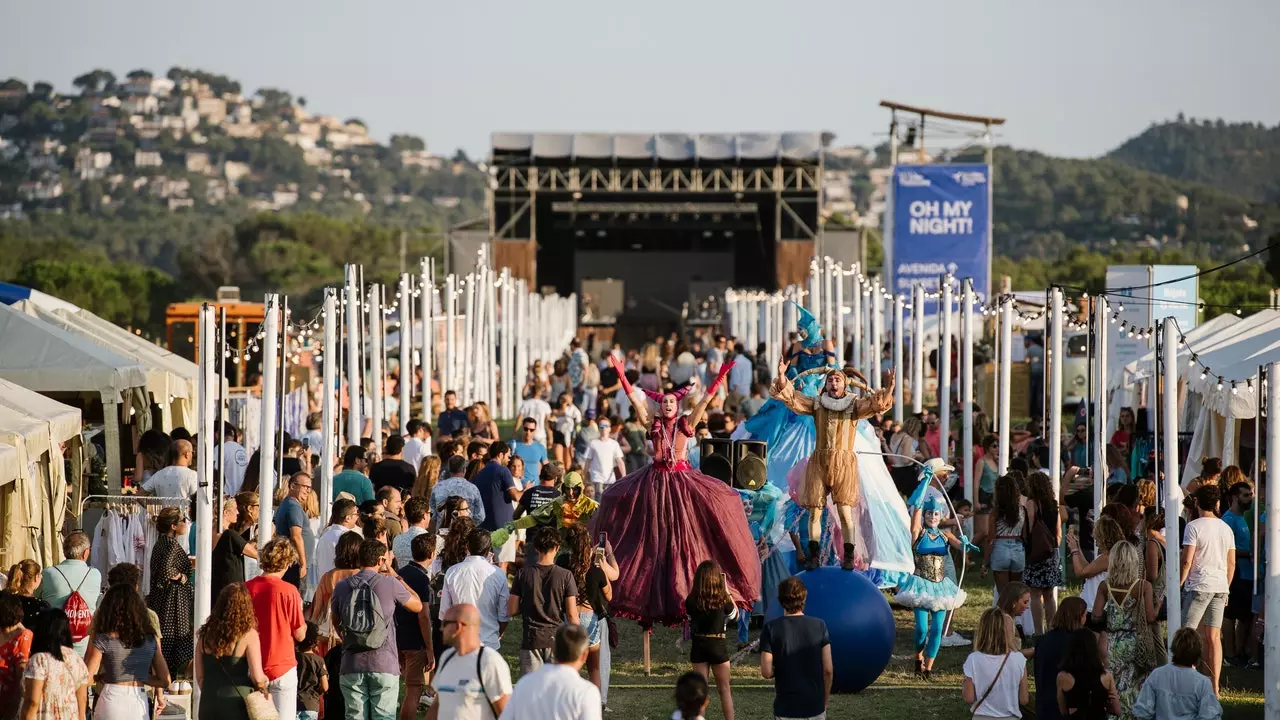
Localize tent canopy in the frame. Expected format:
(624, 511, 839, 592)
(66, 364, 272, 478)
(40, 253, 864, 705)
(13, 300, 196, 401)
(0, 302, 149, 397)
(1111, 312, 1241, 390)
(1186, 314, 1280, 418)
(0, 378, 82, 458)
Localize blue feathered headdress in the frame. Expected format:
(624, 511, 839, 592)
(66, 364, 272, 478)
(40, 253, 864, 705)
(793, 302, 824, 348)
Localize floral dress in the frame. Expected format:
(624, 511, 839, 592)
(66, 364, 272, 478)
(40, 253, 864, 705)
(23, 648, 89, 720)
(0, 628, 33, 718)
(149, 534, 194, 675)
(1103, 582, 1160, 719)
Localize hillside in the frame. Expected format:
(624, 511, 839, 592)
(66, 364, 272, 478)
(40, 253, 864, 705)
(2, 67, 1280, 334)
(978, 145, 1279, 261)
(1107, 117, 1280, 203)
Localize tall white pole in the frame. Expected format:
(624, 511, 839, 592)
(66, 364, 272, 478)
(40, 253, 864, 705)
(368, 285, 384, 456)
(871, 281, 883, 389)
(940, 278, 953, 461)
(851, 270, 863, 372)
(194, 304, 215, 629)
(320, 289, 336, 526)
(258, 295, 280, 543)
(1265, 362, 1280, 716)
(463, 273, 476, 404)
(962, 280, 975, 507)
(515, 281, 528, 404)
(1093, 299, 1109, 519)
(486, 267, 499, 408)
(499, 269, 512, 419)
(998, 294, 1012, 473)
(444, 275, 456, 396)
(912, 284, 925, 415)
(834, 270, 845, 366)
(420, 259, 433, 429)
(823, 258, 835, 340)
(893, 294, 905, 421)
(344, 267, 361, 447)
(1049, 288, 1065, 486)
(398, 273, 412, 434)
(1163, 319, 1183, 649)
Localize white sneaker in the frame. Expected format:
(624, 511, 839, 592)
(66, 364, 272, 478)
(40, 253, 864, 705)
(940, 632, 970, 647)
(419, 694, 435, 708)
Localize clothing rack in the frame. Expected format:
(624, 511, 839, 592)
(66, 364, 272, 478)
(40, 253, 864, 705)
(79, 494, 189, 526)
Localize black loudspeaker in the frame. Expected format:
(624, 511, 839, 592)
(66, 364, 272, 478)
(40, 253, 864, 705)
(734, 440, 768, 491)
(700, 438, 734, 485)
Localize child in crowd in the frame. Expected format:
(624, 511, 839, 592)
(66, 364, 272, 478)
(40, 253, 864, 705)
(685, 560, 738, 720)
(295, 621, 327, 720)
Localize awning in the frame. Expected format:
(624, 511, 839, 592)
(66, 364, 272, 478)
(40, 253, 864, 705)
(0, 377, 82, 458)
(0, 301, 149, 398)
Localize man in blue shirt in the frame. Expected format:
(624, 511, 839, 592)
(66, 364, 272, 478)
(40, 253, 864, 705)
(470, 444, 520, 571)
(1220, 480, 1254, 666)
(273, 471, 316, 589)
(436, 390, 469, 442)
(509, 418, 547, 487)
(38, 531, 102, 655)
(332, 445, 375, 504)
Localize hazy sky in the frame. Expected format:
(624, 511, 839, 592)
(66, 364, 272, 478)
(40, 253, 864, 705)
(4, 1, 1277, 159)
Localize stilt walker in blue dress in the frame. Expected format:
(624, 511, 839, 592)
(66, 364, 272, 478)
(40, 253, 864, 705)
(895, 473, 972, 679)
(735, 481, 789, 643)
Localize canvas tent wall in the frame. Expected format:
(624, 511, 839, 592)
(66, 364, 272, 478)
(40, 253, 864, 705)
(0, 382, 81, 567)
(0, 302, 149, 492)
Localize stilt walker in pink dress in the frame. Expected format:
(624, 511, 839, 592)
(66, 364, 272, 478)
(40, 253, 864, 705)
(592, 355, 762, 625)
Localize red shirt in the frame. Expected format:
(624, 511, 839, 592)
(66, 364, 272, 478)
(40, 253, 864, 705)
(245, 575, 304, 680)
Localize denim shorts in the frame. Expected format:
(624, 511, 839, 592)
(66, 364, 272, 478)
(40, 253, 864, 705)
(1183, 590, 1228, 629)
(580, 609, 603, 647)
(990, 539, 1026, 573)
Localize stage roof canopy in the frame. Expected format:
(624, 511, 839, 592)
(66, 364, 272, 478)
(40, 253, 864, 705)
(492, 132, 824, 163)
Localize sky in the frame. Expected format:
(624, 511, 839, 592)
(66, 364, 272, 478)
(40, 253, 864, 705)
(4, 0, 1277, 160)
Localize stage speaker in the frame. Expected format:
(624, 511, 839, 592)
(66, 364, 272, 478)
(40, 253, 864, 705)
(700, 438, 734, 485)
(734, 440, 768, 491)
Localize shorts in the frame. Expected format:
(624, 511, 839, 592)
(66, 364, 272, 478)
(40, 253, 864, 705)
(496, 533, 518, 563)
(1224, 578, 1255, 621)
(520, 647, 554, 675)
(1182, 590, 1228, 629)
(690, 635, 730, 665)
(990, 539, 1026, 573)
(776, 714, 826, 720)
(298, 712, 318, 720)
(580, 609, 603, 647)
(400, 650, 430, 687)
(553, 430, 568, 447)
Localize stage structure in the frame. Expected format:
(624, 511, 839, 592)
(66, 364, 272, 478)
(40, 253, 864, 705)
(489, 133, 825, 346)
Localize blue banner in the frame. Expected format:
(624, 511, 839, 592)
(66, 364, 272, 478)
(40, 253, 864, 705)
(1149, 264, 1198, 332)
(889, 164, 991, 312)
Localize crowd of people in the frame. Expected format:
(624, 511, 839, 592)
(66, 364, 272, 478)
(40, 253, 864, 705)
(0, 320, 1266, 720)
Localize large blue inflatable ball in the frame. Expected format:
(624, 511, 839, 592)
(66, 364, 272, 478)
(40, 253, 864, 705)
(765, 567, 894, 693)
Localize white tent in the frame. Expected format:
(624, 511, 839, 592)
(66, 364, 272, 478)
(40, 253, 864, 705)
(0, 443, 19, 488)
(13, 300, 198, 429)
(0, 302, 149, 491)
(1109, 312, 1240, 390)
(0, 381, 81, 567)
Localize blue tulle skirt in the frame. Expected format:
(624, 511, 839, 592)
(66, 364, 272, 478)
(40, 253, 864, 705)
(894, 573, 967, 611)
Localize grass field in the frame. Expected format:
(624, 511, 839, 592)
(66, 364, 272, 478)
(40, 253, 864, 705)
(468, 583, 1265, 720)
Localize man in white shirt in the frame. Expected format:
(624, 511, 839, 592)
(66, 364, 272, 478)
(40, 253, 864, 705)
(299, 412, 325, 456)
(402, 419, 432, 472)
(515, 384, 554, 447)
(218, 423, 250, 496)
(142, 439, 198, 498)
(500, 623, 602, 720)
(429, 603, 512, 720)
(582, 420, 626, 500)
(1179, 484, 1237, 696)
(314, 498, 360, 580)
(440, 531, 510, 651)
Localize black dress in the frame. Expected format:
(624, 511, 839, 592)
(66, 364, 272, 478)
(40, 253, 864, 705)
(1061, 671, 1109, 720)
(198, 653, 253, 720)
(149, 535, 194, 674)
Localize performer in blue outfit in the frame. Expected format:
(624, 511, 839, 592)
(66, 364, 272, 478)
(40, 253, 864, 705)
(733, 303, 835, 491)
(735, 482, 789, 643)
(896, 468, 972, 679)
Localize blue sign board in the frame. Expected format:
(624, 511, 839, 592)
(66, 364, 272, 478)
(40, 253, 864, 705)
(1149, 264, 1199, 332)
(888, 164, 991, 312)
